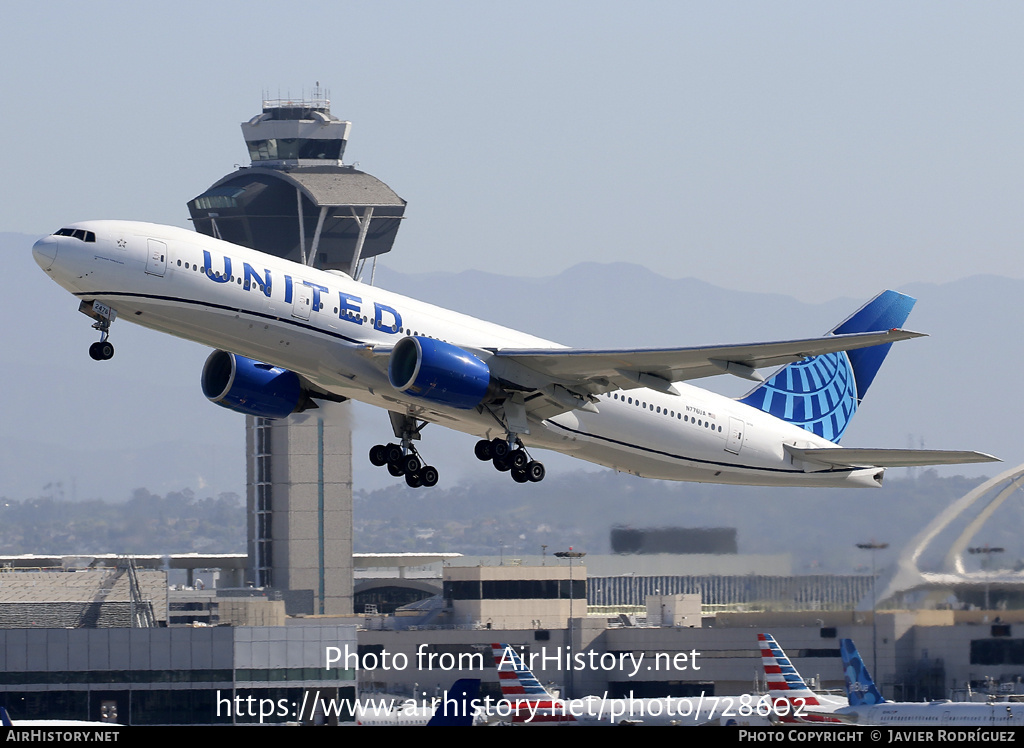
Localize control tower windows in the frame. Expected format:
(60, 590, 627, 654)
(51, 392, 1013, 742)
(246, 138, 344, 162)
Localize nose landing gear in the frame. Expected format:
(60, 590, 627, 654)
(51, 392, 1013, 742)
(89, 340, 114, 361)
(81, 300, 117, 361)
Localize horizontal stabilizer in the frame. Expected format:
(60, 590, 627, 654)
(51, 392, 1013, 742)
(785, 446, 1000, 468)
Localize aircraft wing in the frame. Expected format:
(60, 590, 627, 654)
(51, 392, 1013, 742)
(487, 328, 924, 396)
(357, 328, 924, 423)
(785, 446, 999, 468)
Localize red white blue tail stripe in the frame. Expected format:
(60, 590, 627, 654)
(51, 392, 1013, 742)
(491, 643, 555, 698)
(491, 643, 576, 724)
(759, 633, 846, 724)
(758, 633, 822, 706)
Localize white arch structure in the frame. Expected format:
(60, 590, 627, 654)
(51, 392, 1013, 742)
(865, 463, 1024, 610)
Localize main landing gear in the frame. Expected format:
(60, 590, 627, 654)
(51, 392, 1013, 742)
(369, 442, 439, 488)
(368, 414, 547, 488)
(81, 300, 117, 361)
(369, 412, 439, 489)
(474, 437, 545, 483)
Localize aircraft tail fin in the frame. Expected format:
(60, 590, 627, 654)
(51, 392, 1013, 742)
(490, 643, 558, 700)
(740, 290, 916, 443)
(490, 643, 577, 724)
(839, 639, 886, 707)
(759, 633, 827, 708)
(0, 707, 11, 727)
(426, 678, 481, 726)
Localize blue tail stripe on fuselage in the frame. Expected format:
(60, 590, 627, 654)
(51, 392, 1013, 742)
(739, 290, 915, 444)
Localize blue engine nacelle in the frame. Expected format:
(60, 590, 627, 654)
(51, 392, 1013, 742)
(388, 336, 497, 409)
(201, 350, 306, 418)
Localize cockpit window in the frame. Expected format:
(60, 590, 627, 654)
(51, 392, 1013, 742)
(54, 228, 96, 242)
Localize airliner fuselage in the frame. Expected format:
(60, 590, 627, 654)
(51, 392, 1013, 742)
(32, 221, 993, 488)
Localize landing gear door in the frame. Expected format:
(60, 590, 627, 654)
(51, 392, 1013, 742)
(145, 239, 167, 277)
(725, 417, 745, 455)
(292, 283, 313, 320)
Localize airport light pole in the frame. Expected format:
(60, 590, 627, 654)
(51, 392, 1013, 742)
(555, 549, 586, 698)
(968, 545, 1005, 610)
(857, 541, 889, 684)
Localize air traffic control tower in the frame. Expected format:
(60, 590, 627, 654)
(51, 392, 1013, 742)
(187, 89, 407, 615)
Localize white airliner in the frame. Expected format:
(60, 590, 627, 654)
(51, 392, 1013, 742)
(834, 638, 1024, 726)
(32, 221, 996, 488)
(760, 633, 1024, 726)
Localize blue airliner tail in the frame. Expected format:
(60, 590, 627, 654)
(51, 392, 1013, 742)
(839, 638, 886, 707)
(739, 290, 916, 443)
(426, 678, 481, 726)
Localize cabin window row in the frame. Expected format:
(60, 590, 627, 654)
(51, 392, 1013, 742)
(608, 392, 723, 432)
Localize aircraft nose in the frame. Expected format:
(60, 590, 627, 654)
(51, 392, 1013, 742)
(33, 236, 58, 271)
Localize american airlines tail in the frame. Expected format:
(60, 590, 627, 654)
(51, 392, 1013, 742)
(491, 643, 559, 700)
(740, 290, 916, 443)
(490, 643, 576, 724)
(759, 633, 827, 707)
(758, 633, 846, 723)
(839, 639, 886, 707)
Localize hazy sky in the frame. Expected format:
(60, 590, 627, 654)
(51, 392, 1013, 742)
(4, 2, 1023, 302)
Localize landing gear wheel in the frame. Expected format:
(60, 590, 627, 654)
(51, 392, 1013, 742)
(369, 444, 388, 467)
(474, 439, 493, 461)
(387, 461, 405, 477)
(493, 456, 511, 472)
(491, 437, 511, 460)
(511, 468, 530, 483)
(526, 461, 546, 482)
(405, 471, 423, 488)
(420, 466, 439, 487)
(401, 454, 422, 475)
(510, 449, 528, 469)
(89, 341, 114, 360)
(384, 443, 404, 466)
